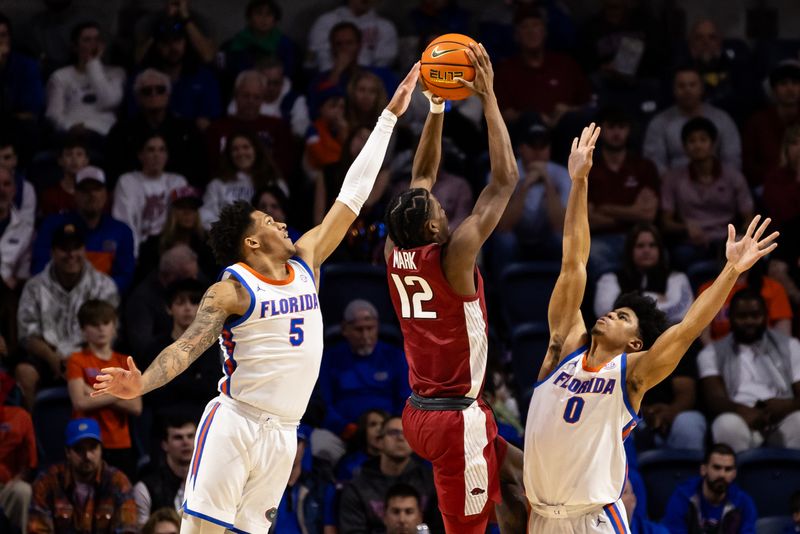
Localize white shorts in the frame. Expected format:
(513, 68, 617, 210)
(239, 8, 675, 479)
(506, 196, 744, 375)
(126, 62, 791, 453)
(182, 395, 298, 533)
(528, 500, 630, 534)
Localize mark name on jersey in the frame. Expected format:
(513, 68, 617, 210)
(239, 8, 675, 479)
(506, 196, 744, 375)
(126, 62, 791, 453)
(553, 372, 616, 395)
(259, 293, 319, 318)
(392, 250, 418, 270)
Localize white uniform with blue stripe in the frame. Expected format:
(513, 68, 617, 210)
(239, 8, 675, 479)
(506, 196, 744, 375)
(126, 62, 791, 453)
(523, 347, 638, 533)
(182, 257, 323, 533)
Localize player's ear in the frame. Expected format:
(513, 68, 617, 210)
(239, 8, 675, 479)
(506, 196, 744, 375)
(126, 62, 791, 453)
(425, 217, 439, 238)
(628, 337, 643, 353)
(244, 235, 260, 250)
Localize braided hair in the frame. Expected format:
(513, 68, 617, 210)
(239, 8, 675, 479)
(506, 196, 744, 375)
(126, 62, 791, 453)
(384, 188, 434, 249)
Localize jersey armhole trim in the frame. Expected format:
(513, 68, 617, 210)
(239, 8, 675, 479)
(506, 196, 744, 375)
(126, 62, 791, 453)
(534, 345, 588, 388)
(621, 353, 640, 421)
(223, 268, 256, 328)
(291, 256, 315, 285)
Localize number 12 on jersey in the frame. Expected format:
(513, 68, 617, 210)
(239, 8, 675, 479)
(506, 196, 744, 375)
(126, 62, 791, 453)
(390, 274, 437, 319)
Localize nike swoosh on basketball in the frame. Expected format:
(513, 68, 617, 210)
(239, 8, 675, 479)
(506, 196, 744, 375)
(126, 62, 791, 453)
(430, 46, 460, 58)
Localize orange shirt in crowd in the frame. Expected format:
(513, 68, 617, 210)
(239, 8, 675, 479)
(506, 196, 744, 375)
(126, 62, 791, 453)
(66, 349, 133, 449)
(0, 406, 37, 483)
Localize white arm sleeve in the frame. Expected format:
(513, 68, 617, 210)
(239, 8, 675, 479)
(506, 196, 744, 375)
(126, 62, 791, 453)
(336, 109, 397, 215)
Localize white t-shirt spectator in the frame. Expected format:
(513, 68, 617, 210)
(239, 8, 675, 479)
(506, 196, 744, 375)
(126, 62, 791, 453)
(594, 271, 694, 325)
(112, 171, 187, 254)
(200, 173, 256, 230)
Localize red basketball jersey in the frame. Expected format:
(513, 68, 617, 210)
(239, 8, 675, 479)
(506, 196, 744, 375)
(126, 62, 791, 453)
(386, 243, 489, 398)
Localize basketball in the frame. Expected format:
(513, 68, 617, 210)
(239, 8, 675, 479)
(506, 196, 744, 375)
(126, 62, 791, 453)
(420, 33, 477, 101)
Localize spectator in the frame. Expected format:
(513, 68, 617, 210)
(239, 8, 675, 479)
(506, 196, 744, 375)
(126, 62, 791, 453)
(307, 0, 398, 72)
(493, 118, 570, 269)
(124, 244, 199, 356)
(106, 69, 205, 185)
(38, 135, 90, 218)
(763, 124, 800, 228)
(0, 138, 37, 229)
(253, 186, 301, 242)
(0, 167, 33, 291)
(319, 300, 410, 436)
(141, 507, 181, 534)
(139, 14, 221, 130)
(482, 369, 524, 448)
(699, 289, 800, 452)
(407, 0, 471, 38)
(587, 107, 659, 275)
(134, 415, 196, 526)
(662, 444, 757, 533)
(28, 418, 137, 534)
(112, 133, 188, 254)
(15, 223, 118, 410)
(494, 6, 591, 127)
(222, 0, 298, 80)
(336, 409, 389, 482)
(20, 0, 93, 76)
(594, 224, 694, 326)
(134, 0, 216, 66)
(643, 66, 742, 175)
(201, 131, 285, 229)
(0, 370, 36, 534)
(743, 60, 800, 188)
(45, 21, 125, 138)
(768, 218, 800, 332)
(227, 57, 310, 138)
(660, 117, 753, 269)
(621, 477, 668, 534)
(383, 483, 426, 534)
(66, 300, 141, 477)
(34, 166, 136, 293)
(305, 89, 348, 172)
(338, 416, 439, 534)
(346, 70, 388, 130)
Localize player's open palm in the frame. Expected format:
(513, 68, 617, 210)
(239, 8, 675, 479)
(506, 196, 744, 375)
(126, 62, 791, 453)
(386, 62, 420, 118)
(457, 42, 493, 98)
(568, 123, 601, 180)
(91, 356, 144, 400)
(726, 215, 779, 273)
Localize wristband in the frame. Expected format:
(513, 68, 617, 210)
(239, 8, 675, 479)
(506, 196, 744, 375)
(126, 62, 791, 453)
(423, 90, 444, 114)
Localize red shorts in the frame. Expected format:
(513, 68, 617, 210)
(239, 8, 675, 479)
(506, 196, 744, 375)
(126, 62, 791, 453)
(402, 398, 508, 521)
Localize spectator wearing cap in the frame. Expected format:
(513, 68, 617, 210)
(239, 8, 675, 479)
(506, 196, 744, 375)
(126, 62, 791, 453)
(0, 370, 37, 534)
(318, 299, 410, 436)
(742, 60, 800, 188)
(33, 166, 136, 293)
(137, 8, 221, 131)
(113, 133, 189, 255)
(45, 21, 125, 139)
(586, 106, 659, 276)
(28, 418, 137, 534)
(494, 7, 591, 128)
(204, 69, 295, 179)
(493, 117, 571, 272)
(0, 137, 37, 230)
(15, 222, 118, 411)
(134, 0, 216, 66)
(661, 117, 753, 270)
(0, 167, 34, 291)
(38, 135, 91, 218)
(644, 66, 742, 175)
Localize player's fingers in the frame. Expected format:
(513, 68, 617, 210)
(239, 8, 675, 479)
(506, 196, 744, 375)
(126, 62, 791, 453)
(578, 125, 589, 147)
(745, 214, 761, 239)
(127, 356, 139, 373)
(589, 123, 601, 146)
(758, 242, 778, 257)
(90, 389, 108, 398)
(99, 367, 123, 376)
(728, 223, 735, 243)
(571, 137, 578, 152)
(758, 230, 780, 247)
(453, 77, 474, 89)
(753, 216, 771, 241)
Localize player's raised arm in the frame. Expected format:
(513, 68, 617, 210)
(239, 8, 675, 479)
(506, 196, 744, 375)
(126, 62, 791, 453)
(92, 280, 245, 399)
(627, 216, 779, 398)
(445, 43, 518, 269)
(410, 89, 446, 191)
(295, 63, 419, 272)
(539, 124, 600, 380)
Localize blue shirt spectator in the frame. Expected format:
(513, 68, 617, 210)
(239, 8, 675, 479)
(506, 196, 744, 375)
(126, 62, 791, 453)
(0, 47, 45, 118)
(318, 299, 410, 435)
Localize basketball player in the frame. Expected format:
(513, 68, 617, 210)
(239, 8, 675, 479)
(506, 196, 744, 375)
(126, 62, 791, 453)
(524, 123, 779, 533)
(384, 43, 525, 534)
(90, 64, 421, 534)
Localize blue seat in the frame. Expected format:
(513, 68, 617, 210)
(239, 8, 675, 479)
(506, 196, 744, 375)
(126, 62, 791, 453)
(737, 448, 800, 518)
(319, 263, 396, 327)
(755, 516, 793, 534)
(499, 262, 560, 329)
(510, 323, 550, 411)
(637, 448, 703, 520)
(32, 387, 73, 467)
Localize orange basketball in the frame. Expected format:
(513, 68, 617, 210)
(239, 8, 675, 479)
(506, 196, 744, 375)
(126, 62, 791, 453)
(420, 33, 477, 101)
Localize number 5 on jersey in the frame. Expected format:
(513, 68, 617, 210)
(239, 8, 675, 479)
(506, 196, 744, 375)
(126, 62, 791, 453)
(391, 274, 437, 319)
(289, 318, 304, 346)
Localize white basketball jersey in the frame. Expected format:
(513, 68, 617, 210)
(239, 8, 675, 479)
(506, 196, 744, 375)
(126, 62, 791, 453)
(523, 347, 639, 508)
(217, 258, 323, 423)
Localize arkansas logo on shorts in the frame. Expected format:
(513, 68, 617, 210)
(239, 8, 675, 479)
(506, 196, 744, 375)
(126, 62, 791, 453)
(470, 487, 485, 496)
(265, 507, 278, 522)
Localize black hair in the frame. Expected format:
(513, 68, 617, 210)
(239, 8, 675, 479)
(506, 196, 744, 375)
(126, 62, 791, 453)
(681, 116, 718, 144)
(329, 21, 362, 44)
(0, 12, 11, 36)
(618, 223, 669, 295)
(246, 0, 281, 21)
(704, 443, 736, 464)
(158, 412, 197, 442)
(596, 105, 632, 127)
(729, 287, 767, 316)
(60, 132, 89, 154)
(384, 482, 421, 508)
(165, 278, 206, 306)
(0, 134, 15, 151)
(137, 132, 168, 153)
(77, 299, 117, 327)
(347, 408, 390, 454)
(612, 292, 668, 350)
(513, 4, 547, 26)
(208, 200, 256, 266)
(385, 188, 434, 249)
(70, 20, 100, 44)
(380, 415, 402, 434)
(673, 64, 703, 81)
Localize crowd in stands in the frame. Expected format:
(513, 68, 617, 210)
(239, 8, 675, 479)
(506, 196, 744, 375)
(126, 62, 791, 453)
(1, 0, 800, 532)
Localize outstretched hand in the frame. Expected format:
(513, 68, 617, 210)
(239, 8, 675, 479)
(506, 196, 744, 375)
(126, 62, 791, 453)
(91, 356, 144, 400)
(386, 62, 421, 118)
(726, 215, 779, 273)
(455, 42, 494, 99)
(567, 123, 601, 180)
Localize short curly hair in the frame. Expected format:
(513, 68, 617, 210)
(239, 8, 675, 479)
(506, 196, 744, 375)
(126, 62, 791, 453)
(613, 292, 668, 350)
(208, 201, 255, 266)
